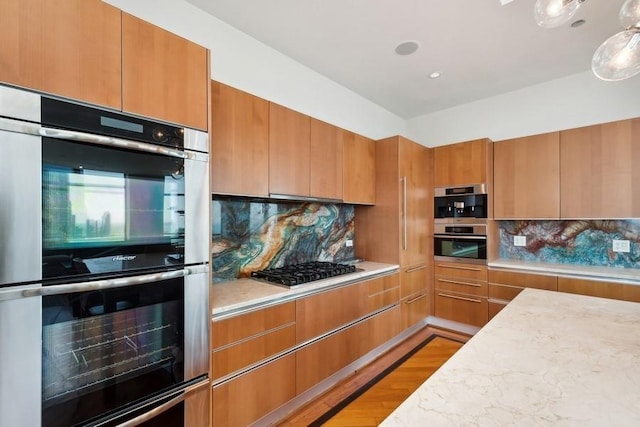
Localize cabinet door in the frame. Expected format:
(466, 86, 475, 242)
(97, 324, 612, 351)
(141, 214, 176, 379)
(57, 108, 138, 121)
(494, 132, 560, 219)
(401, 264, 428, 298)
(210, 81, 269, 197)
(401, 291, 429, 329)
(310, 118, 343, 200)
(122, 13, 208, 129)
(0, 0, 121, 109)
(558, 277, 640, 303)
(269, 103, 311, 196)
(434, 139, 490, 187)
(560, 119, 640, 218)
(488, 269, 557, 301)
(343, 133, 375, 204)
(399, 137, 429, 267)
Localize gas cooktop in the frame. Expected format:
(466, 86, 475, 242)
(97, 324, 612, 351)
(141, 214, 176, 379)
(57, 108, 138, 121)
(251, 261, 358, 287)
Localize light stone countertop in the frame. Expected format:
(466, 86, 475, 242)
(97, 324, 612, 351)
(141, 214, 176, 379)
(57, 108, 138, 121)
(381, 288, 640, 426)
(211, 261, 399, 319)
(489, 259, 640, 284)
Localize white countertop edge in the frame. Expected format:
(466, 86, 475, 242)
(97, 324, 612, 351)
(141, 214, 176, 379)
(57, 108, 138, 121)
(488, 259, 640, 284)
(212, 261, 400, 319)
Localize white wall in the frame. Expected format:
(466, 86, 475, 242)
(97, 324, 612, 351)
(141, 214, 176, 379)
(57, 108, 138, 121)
(104, 0, 405, 140)
(406, 70, 640, 147)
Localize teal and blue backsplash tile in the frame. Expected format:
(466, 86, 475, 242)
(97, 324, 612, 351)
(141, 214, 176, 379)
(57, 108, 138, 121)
(212, 199, 355, 282)
(498, 220, 640, 268)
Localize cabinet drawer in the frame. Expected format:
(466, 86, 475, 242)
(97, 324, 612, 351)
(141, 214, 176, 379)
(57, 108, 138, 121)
(212, 302, 295, 348)
(557, 277, 640, 303)
(434, 261, 487, 281)
(488, 270, 557, 291)
(401, 264, 428, 298)
(488, 299, 508, 320)
(435, 276, 487, 296)
(401, 292, 429, 329)
(434, 291, 488, 327)
(212, 324, 296, 380)
(368, 286, 400, 312)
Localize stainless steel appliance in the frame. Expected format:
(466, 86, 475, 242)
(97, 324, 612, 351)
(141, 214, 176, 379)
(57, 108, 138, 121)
(434, 222, 487, 264)
(434, 183, 487, 222)
(251, 261, 358, 287)
(0, 85, 210, 427)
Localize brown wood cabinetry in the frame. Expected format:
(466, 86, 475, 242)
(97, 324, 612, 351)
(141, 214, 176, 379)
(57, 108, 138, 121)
(121, 13, 208, 130)
(434, 261, 488, 327)
(210, 81, 269, 196)
(487, 269, 558, 319)
(211, 302, 296, 380)
(310, 118, 344, 200)
(494, 132, 560, 219)
(343, 133, 376, 204)
(558, 276, 640, 303)
(212, 355, 296, 427)
(560, 118, 640, 218)
(401, 291, 429, 329)
(0, 0, 122, 109)
(0, 1, 209, 129)
(434, 138, 492, 187)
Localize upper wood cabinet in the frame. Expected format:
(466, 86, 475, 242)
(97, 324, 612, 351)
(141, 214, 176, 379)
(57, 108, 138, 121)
(560, 118, 640, 219)
(434, 138, 492, 187)
(343, 133, 375, 205)
(269, 103, 311, 197)
(210, 81, 269, 197)
(121, 13, 209, 130)
(310, 118, 344, 200)
(493, 132, 560, 219)
(0, 0, 122, 109)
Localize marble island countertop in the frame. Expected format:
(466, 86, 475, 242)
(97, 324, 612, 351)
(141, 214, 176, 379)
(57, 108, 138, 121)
(489, 259, 640, 284)
(211, 261, 399, 319)
(381, 288, 640, 426)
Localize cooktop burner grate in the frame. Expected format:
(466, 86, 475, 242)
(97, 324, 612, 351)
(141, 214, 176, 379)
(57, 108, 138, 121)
(251, 261, 357, 287)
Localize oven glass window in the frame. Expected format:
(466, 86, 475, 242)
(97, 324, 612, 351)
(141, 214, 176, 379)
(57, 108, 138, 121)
(42, 139, 185, 279)
(41, 278, 184, 427)
(435, 237, 487, 260)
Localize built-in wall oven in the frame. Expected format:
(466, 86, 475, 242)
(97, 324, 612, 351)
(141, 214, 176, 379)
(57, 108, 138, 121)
(0, 85, 210, 427)
(434, 184, 487, 264)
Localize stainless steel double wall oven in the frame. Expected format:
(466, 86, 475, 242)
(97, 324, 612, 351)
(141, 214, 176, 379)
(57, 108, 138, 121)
(0, 85, 210, 427)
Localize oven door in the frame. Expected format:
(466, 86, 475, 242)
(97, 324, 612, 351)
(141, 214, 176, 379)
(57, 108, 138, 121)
(38, 266, 208, 427)
(434, 234, 487, 264)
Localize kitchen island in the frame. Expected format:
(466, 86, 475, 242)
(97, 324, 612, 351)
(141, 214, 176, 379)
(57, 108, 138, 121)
(381, 288, 640, 426)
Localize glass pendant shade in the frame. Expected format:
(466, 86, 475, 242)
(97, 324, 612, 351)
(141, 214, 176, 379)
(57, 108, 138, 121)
(534, 0, 581, 28)
(619, 0, 640, 29)
(592, 29, 640, 81)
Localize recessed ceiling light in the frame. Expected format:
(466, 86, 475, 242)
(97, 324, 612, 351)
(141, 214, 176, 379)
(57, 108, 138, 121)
(571, 19, 586, 28)
(394, 40, 420, 56)
(428, 71, 442, 79)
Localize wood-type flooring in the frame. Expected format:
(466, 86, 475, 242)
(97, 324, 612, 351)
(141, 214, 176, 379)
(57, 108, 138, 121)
(277, 327, 466, 427)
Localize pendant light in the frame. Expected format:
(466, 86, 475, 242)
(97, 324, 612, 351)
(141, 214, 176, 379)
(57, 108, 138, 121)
(534, 0, 584, 28)
(592, 0, 640, 81)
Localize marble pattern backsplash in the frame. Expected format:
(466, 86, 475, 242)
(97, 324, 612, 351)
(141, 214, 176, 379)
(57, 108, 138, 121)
(498, 220, 640, 268)
(212, 199, 355, 282)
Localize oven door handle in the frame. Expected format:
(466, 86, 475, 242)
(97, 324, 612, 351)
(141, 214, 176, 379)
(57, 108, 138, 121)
(116, 378, 210, 427)
(0, 116, 188, 159)
(20, 266, 207, 298)
(434, 234, 487, 240)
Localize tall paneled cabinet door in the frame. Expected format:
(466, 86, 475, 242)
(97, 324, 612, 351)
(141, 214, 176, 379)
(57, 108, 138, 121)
(0, 0, 122, 109)
(210, 81, 269, 197)
(269, 103, 311, 197)
(121, 13, 209, 130)
(493, 132, 560, 219)
(343, 133, 376, 204)
(434, 138, 491, 187)
(560, 118, 640, 218)
(310, 118, 344, 200)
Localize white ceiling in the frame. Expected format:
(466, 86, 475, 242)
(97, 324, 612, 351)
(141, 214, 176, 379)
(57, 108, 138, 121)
(185, 0, 628, 119)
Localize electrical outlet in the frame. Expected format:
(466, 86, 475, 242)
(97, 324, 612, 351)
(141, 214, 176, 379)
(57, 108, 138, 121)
(345, 239, 353, 247)
(612, 239, 630, 253)
(514, 235, 526, 247)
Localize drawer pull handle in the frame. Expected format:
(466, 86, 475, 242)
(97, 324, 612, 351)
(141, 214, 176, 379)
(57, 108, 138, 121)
(437, 293, 482, 304)
(436, 264, 482, 272)
(437, 278, 482, 287)
(406, 294, 427, 304)
(406, 265, 427, 273)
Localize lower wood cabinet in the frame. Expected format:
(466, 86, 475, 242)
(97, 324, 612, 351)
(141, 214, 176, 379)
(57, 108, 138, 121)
(212, 355, 296, 427)
(434, 261, 488, 327)
(401, 263, 428, 298)
(557, 276, 640, 303)
(487, 269, 558, 320)
(401, 291, 429, 329)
